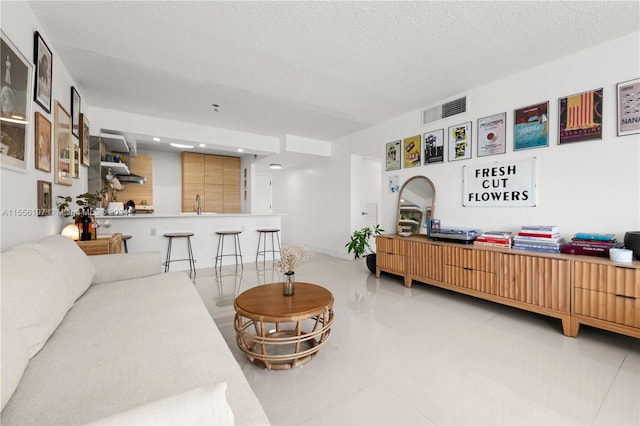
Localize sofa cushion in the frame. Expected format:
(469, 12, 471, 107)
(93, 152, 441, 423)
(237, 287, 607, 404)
(38, 235, 96, 302)
(1, 309, 29, 410)
(0, 245, 72, 358)
(87, 383, 234, 425)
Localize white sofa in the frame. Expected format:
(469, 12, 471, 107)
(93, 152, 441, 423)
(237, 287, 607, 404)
(1, 235, 269, 425)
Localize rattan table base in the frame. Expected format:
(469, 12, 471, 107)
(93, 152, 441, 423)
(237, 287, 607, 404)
(234, 282, 334, 370)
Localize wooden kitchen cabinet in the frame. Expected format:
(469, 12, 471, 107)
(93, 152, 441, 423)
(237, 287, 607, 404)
(117, 155, 153, 206)
(182, 153, 240, 213)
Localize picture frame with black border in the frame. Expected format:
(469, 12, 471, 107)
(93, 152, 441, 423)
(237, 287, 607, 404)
(73, 144, 80, 179)
(1, 30, 33, 172)
(71, 86, 81, 138)
(558, 88, 603, 144)
(617, 78, 640, 136)
(34, 31, 52, 113)
(447, 122, 472, 161)
(514, 101, 549, 151)
(423, 129, 444, 164)
(37, 180, 52, 216)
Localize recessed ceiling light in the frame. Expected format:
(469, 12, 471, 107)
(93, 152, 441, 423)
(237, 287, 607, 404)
(170, 143, 194, 149)
(269, 164, 282, 170)
(199, 144, 205, 148)
(152, 137, 161, 142)
(237, 148, 244, 152)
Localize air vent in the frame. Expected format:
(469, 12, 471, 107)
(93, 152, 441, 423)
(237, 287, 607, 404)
(422, 96, 467, 126)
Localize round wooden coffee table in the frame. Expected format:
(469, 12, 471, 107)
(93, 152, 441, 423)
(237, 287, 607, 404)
(234, 282, 334, 370)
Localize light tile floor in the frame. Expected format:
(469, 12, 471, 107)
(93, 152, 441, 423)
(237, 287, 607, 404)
(194, 254, 639, 425)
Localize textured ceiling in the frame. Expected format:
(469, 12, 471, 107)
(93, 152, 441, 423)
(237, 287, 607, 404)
(28, 1, 640, 144)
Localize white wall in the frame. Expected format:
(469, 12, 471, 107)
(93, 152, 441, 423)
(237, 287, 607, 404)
(272, 140, 351, 258)
(1, 2, 88, 251)
(348, 32, 640, 243)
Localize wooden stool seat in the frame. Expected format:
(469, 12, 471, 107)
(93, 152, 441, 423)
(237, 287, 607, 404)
(163, 232, 196, 280)
(122, 234, 132, 253)
(256, 229, 281, 265)
(215, 230, 243, 270)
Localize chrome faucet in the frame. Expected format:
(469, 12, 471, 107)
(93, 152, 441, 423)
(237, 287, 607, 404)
(195, 194, 201, 215)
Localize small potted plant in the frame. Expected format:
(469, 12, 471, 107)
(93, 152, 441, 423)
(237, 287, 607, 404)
(345, 224, 384, 274)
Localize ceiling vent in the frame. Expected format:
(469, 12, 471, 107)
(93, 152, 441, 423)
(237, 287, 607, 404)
(422, 96, 467, 126)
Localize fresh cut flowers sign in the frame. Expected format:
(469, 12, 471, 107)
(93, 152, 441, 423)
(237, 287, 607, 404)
(463, 158, 536, 207)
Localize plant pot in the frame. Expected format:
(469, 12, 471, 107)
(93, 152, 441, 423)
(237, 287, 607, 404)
(365, 253, 377, 274)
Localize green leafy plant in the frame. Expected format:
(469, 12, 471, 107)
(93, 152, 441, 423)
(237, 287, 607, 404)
(57, 189, 108, 218)
(345, 224, 384, 259)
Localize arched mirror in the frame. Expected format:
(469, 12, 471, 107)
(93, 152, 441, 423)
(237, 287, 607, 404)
(397, 176, 435, 235)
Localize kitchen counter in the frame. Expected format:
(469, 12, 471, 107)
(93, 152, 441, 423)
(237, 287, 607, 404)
(95, 213, 283, 270)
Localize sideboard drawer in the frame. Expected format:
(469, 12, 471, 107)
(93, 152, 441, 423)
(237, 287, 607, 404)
(574, 288, 639, 328)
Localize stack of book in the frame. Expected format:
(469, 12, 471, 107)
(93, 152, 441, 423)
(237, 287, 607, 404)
(474, 231, 513, 248)
(560, 232, 622, 257)
(513, 225, 565, 253)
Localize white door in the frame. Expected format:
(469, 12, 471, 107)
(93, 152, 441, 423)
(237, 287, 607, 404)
(254, 173, 272, 214)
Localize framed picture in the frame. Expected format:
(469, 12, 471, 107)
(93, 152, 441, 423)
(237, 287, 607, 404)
(558, 88, 603, 144)
(617, 78, 640, 136)
(403, 135, 421, 168)
(80, 113, 90, 166)
(385, 140, 401, 171)
(71, 86, 81, 138)
(1, 30, 33, 172)
(37, 180, 52, 216)
(448, 122, 472, 161)
(477, 112, 506, 157)
(54, 101, 72, 186)
(73, 144, 80, 179)
(33, 31, 52, 113)
(34, 111, 51, 172)
(514, 101, 549, 151)
(423, 129, 444, 164)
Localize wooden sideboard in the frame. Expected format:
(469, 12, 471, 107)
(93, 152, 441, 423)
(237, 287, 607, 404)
(376, 234, 639, 338)
(76, 233, 122, 256)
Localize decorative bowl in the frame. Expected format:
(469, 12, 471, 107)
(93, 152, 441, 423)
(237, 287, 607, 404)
(609, 248, 633, 263)
(398, 232, 412, 237)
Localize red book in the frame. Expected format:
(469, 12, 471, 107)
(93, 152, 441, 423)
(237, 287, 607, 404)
(476, 236, 511, 244)
(560, 244, 609, 257)
(517, 232, 560, 238)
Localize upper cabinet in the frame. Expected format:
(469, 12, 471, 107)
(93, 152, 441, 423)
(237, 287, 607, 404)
(182, 152, 240, 213)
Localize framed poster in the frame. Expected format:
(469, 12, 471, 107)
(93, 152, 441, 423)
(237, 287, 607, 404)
(477, 112, 506, 157)
(423, 129, 444, 164)
(71, 86, 81, 138)
(385, 140, 400, 171)
(514, 101, 548, 151)
(388, 175, 399, 193)
(34, 111, 51, 172)
(617, 78, 640, 136)
(34, 31, 52, 113)
(54, 101, 72, 186)
(403, 135, 421, 168)
(558, 88, 603, 144)
(1, 30, 33, 172)
(73, 144, 80, 179)
(80, 113, 90, 166)
(37, 180, 52, 216)
(448, 122, 472, 161)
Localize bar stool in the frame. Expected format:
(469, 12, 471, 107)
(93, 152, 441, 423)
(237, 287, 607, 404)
(215, 230, 243, 270)
(122, 235, 132, 253)
(256, 229, 281, 265)
(163, 232, 196, 280)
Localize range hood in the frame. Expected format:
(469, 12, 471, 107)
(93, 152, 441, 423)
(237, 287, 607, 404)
(117, 173, 147, 184)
